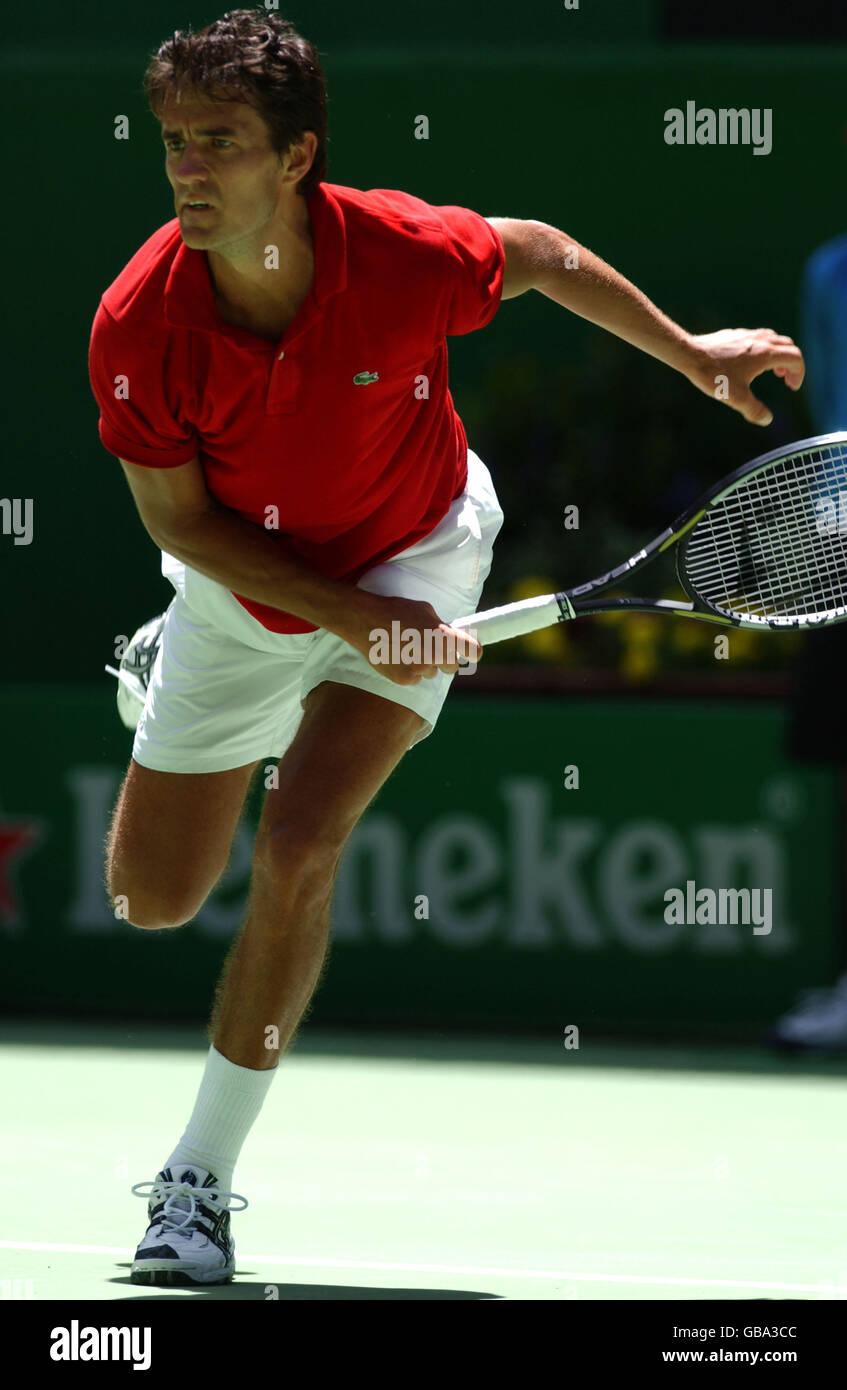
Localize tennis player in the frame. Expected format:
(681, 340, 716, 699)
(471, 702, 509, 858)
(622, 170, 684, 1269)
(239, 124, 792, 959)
(88, 9, 805, 1285)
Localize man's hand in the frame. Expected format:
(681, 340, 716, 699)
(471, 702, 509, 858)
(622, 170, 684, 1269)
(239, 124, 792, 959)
(341, 592, 483, 686)
(684, 328, 806, 427)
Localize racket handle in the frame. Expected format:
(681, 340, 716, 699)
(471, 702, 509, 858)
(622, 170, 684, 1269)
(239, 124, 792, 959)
(451, 592, 573, 645)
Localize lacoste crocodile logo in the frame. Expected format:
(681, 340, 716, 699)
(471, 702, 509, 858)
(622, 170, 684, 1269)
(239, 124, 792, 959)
(353, 371, 379, 385)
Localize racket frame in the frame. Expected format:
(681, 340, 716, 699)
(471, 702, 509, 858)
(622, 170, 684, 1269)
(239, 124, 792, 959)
(561, 431, 847, 630)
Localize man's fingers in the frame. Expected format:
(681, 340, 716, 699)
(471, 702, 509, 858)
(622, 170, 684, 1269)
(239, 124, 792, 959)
(752, 345, 805, 390)
(438, 623, 481, 655)
(754, 328, 795, 343)
(737, 387, 773, 427)
(420, 624, 483, 676)
(375, 623, 483, 683)
(698, 327, 805, 424)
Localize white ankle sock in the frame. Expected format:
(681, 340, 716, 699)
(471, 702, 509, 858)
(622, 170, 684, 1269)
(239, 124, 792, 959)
(164, 1045, 277, 1195)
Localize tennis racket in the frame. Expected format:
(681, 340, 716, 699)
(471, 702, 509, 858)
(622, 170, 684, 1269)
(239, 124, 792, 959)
(452, 432, 847, 642)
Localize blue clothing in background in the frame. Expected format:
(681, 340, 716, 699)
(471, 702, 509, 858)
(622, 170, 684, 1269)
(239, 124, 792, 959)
(788, 235, 847, 769)
(802, 234, 847, 433)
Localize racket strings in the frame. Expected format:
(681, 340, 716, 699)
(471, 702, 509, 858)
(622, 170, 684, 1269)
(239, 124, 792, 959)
(694, 473, 844, 615)
(682, 442, 847, 622)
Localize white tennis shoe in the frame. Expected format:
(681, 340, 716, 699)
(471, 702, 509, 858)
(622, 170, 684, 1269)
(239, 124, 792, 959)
(105, 609, 169, 731)
(130, 1165, 248, 1286)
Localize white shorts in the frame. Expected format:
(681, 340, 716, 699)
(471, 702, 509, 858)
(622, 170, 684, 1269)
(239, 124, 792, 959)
(132, 448, 504, 773)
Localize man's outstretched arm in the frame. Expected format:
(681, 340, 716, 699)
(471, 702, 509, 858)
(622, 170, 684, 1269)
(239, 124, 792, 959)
(485, 216, 805, 427)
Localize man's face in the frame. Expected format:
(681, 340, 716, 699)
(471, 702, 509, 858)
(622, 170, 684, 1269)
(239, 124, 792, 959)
(159, 94, 289, 252)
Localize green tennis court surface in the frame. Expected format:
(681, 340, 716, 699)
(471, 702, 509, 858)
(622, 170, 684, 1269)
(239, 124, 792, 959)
(2, 1023, 846, 1301)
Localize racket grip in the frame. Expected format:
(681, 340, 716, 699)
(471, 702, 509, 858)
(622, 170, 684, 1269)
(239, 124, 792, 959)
(451, 593, 573, 645)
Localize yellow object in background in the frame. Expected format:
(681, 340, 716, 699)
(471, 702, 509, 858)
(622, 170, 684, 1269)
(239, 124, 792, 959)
(500, 579, 799, 675)
(508, 576, 572, 662)
(619, 614, 660, 683)
(670, 611, 712, 654)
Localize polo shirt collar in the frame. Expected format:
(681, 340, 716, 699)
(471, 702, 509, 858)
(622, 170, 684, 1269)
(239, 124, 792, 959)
(163, 180, 347, 333)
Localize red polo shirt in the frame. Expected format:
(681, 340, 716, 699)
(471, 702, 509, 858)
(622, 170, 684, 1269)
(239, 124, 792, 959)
(88, 181, 504, 633)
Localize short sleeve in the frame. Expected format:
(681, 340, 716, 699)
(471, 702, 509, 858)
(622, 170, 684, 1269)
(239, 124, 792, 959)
(88, 302, 199, 468)
(435, 204, 505, 337)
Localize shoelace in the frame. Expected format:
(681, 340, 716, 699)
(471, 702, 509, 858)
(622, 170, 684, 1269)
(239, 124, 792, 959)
(104, 664, 146, 696)
(131, 1179, 248, 1235)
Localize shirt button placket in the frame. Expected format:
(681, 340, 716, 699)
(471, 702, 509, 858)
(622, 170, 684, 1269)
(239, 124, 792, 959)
(267, 349, 301, 414)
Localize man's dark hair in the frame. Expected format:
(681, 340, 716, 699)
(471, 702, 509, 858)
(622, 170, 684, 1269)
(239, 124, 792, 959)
(144, 9, 328, 196)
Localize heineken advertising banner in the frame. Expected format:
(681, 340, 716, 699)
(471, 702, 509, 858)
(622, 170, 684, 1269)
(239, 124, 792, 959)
(0, 687, 839, 1037)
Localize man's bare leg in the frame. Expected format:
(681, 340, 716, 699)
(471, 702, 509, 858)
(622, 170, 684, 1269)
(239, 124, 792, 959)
(129, 681, 426, 1284)
(107, 759, 262, 929)
(208, 680, 424, 1070)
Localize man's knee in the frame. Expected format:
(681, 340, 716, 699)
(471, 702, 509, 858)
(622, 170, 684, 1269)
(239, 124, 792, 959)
(110, 889, 201, 931)
(253, 817, 347, 898)
(106, 864, 203, 931)
(104, 757, 257, 931)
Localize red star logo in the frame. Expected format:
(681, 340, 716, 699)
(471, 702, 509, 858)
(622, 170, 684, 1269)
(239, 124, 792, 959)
(0, 818, 42, 927)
